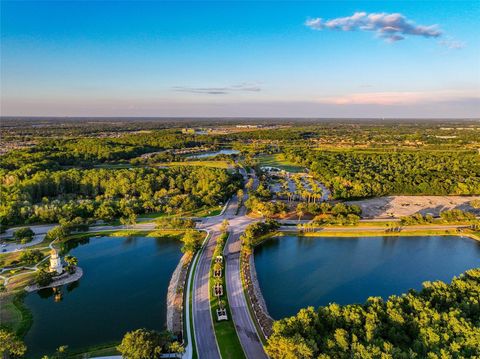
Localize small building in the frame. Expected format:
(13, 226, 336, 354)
(49, 249, 63, 274)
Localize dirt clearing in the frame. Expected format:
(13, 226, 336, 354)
(347, 196, 480, 219)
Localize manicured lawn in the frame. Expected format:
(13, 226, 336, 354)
(199, 207, 223, 217)
(297, 228, 463, 237)
(68, 342, 120, 358)
(212, 320, 245, 359)
(137, 205, 223, 221)
(65, 229, 185, 241)
(0, 292, 33, 336)
(257, 154, 304, 173)
(0, 248, 50, 268)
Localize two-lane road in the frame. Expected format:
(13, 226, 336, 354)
(192, 228, 221, 359)
(224, 223, 268, 359)
(192, 194, 242, 359)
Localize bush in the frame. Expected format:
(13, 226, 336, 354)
(241, 219, 280, 249)
(19, 249, 44, 265)
(35, 270, 54, 286)
(180, 230, 203, 254)
(117, 329, 174, 359)
(470, 199, 480, 209)
(440, 209, 476, 223)
(13, 227, 35, 242)
(155, 217, 196, 230)
(0, 329, 27, 358)
(45, 225, 69, 241)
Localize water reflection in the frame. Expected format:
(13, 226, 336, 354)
(66, 280, 80, 293)
(37, 288, 55, 299)
(24, 236, 182, 357)
(254, 235, 480, 320)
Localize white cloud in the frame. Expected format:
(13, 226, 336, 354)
(172, 83, 261, 95)
(315, 90, 479, 106)
(305, 12, 442, 42)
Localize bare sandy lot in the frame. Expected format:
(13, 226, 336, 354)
(346, 196, 480, 219)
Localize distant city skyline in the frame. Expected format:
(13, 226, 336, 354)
(1, 1, 479, 117)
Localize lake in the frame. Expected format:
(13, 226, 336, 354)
(186, 149, 239, 159)
(254, 235, 480, 319)
(23, 236, 182, 357)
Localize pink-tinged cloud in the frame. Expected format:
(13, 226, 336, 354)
(305, 12, 442, 42)
(316, 91, 480, 106)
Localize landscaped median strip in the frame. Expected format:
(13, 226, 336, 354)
(209, 231, 246, 359)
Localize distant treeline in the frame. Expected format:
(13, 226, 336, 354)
(0, 130, 221, 176)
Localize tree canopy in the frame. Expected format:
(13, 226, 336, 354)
(265, 268, 480, 359)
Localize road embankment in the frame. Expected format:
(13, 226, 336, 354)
(240, 247, 274, 341)
(166, 253, 192, 339)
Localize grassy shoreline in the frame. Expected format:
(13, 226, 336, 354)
(0, 228, 193, 358)
(279, 228, 480, 240)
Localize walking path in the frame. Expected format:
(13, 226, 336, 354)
(25, 267, 83, 292)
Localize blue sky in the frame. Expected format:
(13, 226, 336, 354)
(1, 0, 479, 117)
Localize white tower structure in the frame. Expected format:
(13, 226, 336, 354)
(49, 249, 63, 274)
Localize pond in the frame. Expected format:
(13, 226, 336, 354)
(186, 149, 239, 159)
(23, 236, 182, 357)
(254, 235, 480, 319)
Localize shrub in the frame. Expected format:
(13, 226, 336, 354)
(13, 227, 35, 242)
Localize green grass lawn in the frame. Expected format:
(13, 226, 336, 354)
(0, 292, 32, 336)
(188, 251, 199, 359)
(257, 153, 304, 173)
(297, 228, 463, 237)
(136, 205, 223, 221)
(67, 342, 120, 358)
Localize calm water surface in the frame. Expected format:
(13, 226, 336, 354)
(187, 149, 239, 159)
(24, 236, 182, 357)
(254, 235, 480, 319)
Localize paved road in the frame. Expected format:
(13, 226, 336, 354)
(192, 228, 221, 359)
(223, 170, 268, 359)
(193, 168, 268, 359)
(192, 193, 245, 359)
(225, 221, 268, 359)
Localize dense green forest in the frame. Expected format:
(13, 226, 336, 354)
(2, 120, 480, 227)
(284, 148, 480, 199)
(0, 130, 218, 175)
(0, 167, 241, 225)
(266, 268, 480, 359)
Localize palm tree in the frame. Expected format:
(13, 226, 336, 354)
(296, 203, 307, 222)
(64, 255, 78, 273)
(220, 219, 229, 233)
